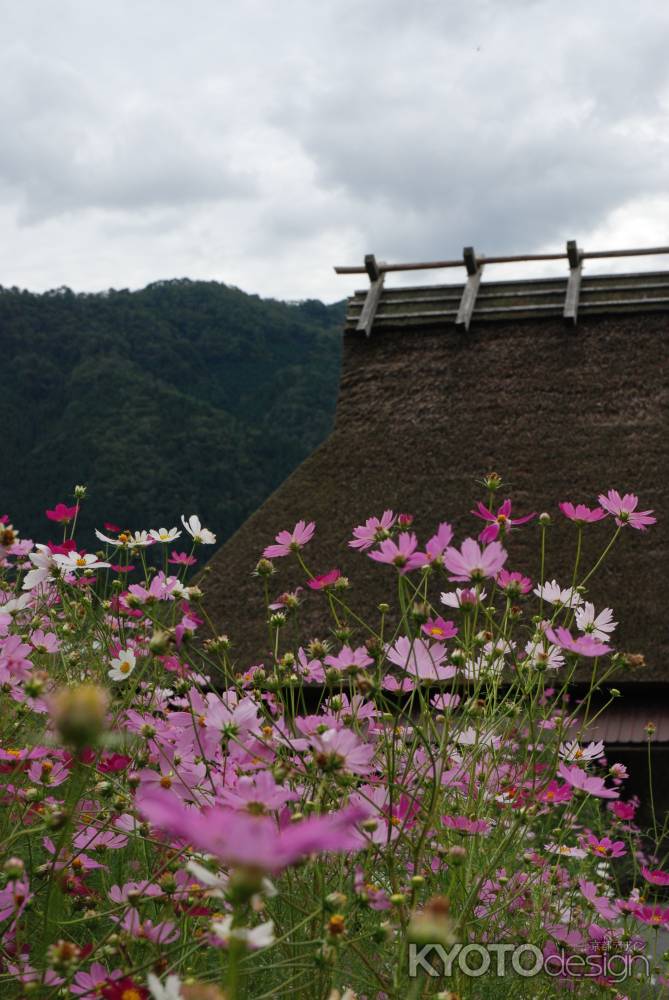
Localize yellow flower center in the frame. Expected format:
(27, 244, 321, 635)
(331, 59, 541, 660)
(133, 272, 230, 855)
(160, 775, 173, 789)
(76, 557, 87, 566)
(119, 661, 131, 674)
(122, 990, 143, 1000)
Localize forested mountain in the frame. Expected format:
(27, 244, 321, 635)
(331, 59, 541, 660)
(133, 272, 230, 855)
(0, 279, 345, 546)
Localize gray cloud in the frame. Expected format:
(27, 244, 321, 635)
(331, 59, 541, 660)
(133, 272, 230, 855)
(1, 0, 669, 298)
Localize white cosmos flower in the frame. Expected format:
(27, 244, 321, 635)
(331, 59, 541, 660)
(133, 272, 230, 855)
(181, 514, 216, 545)
(95, 528, 153, 548)
(147, 973, 183, 1000)
(575, 602, 617, 640)
(440, 587, 486, 608)
(524, 639, 565, 671)
(149, 527, 182, 544)
(22, 544, 57, 591)
(211, 915, 275, 949)
(545, 843, 587, 858)
(559, 739, 605, 761)
(108, 648, 137, 682)
(52, 551, 111, 572)
(533, 579, 583, 607)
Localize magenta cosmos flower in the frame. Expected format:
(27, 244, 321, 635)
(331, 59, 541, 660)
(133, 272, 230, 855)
(597, 490, 656, 530)
(45, 502, 79, 524)
(386, 636, 456, 681)
(443, 538, 507, 582)
(138, 790, 368, 874)
(559, 501, 606, 524)
(349, 510, 395, 550)
(471, 499, 536, 543)
(558, 762, 619, 799)
(641, 867, 669, 886)
(545, 625, 611, 658)
(307, 568, 341, 590)
(263, 520, 315, 558)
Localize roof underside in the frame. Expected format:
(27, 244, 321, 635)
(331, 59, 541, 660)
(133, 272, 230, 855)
(345, 269, 669, 332)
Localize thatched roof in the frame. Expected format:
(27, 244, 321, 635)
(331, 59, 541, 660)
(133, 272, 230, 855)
(201, 266, 667, 684)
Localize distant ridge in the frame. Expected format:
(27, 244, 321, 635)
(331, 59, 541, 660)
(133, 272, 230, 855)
(0, 279, 345, 544)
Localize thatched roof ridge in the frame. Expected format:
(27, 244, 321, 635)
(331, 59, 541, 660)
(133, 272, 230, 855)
(202, 290, 667, 683)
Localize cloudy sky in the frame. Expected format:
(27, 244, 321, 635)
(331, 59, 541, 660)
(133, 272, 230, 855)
(2, 0, 669, 302)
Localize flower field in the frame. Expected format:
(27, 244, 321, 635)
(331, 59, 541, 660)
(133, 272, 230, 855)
(0, 480, 665, 998)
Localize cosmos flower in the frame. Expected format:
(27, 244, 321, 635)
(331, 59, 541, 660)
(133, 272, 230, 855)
(263, 520, 314, 558)
(95, 528, 153, 548)
(497, 569, 532, 596)
(181, 515, 217, 545)
(307, 569, 341, 590)
(348, 510, 396, 550)
(310, 728, 375, 774)
(211, 916, 276, 950)
(168, 551, 197, 566)
(386, 636, 456, 681)
(149, 527, 182, 544)
(421, 616, 458, 640)
(368, 532, 424, 573)
(471, 499, 536, 543)
(440, 587, 486, 608)
(597, 490, 656, 530)
(575, 602, 617, 640)
(442, 539, 507, 582)
(45, 503, 79, 524)
(108, 649, 137, 682)
(559, 501, 606, 524)
(558, 762, 619, 799)
(532, 579, 583, 607)
(559, 740, 605, 762)
(544, 625, 612, 658)
(53, 551, 110, 573)
(583, 833, 626, 858)
(324, 644, 373, 672)
(138, 791, 369, 874)
(641, 867, 669, 886)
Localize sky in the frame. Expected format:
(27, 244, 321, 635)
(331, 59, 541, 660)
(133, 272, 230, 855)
(2, 0, 669, 303)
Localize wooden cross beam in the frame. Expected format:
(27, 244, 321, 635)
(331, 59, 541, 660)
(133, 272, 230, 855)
(455, 246, 483, 331)
(356, 254, 385, 337)
(563, 239, 582, 324)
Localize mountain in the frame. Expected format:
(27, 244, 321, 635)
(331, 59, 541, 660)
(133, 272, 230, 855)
(0, 279, 345, 546)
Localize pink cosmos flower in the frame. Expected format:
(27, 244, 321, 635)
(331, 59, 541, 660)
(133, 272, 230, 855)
(138, 790, 369, 874)
(421, 616, 458, 640)
(71, 963, 123, 997)
(29, 629, 60, 654)
(263, 520, 315, 558)
(45, 502, 79, 524)
(324, 644, 373, 672)
(113, 909, 179, 944)
(545, 625, 612, 658)
(0, 876, 31, 923)
(349, 510, 396, 550)
(386, 636, 456, 681)
(354, 866, 390, 910)
(443, 539, 507, 582)
(168, 551, 197, 566)
(559, 501, 606, 524)
(584, 833, 626, 858)
(311, 727, 375, 774)
(430, 692, 461, 710)
(471, 499, 536, 543)
(0, 635, 33, 680)
(536, 780, 572, 805)
(413, 522, 454, 567)
(219, 772, 299, 813)
(578, 879, 621, 920)
(558, 762, 619, 799)
(443, 815, 491, 835)
(597, 490, 656, 530)
(368, 532, 423, 573)
(307, 569, 341, 590)
(497, 569, 532, 596)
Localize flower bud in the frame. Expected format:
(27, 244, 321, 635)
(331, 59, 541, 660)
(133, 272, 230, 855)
(149, 630, 171, 655)
(538, 512, 551, 526)
(408, 895, 456, 947)
(254, 558, 275, 577)
(3, 857, 25, 878)
(50, 683, 109, 748)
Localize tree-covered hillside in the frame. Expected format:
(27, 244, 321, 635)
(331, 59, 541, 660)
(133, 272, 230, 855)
(0, 279, 345, 545)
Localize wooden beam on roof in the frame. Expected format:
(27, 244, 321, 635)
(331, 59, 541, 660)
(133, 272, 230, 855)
(456, 246, 483, 331)
(564, 240, 582, 324)
(356, 254, 385, 337)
